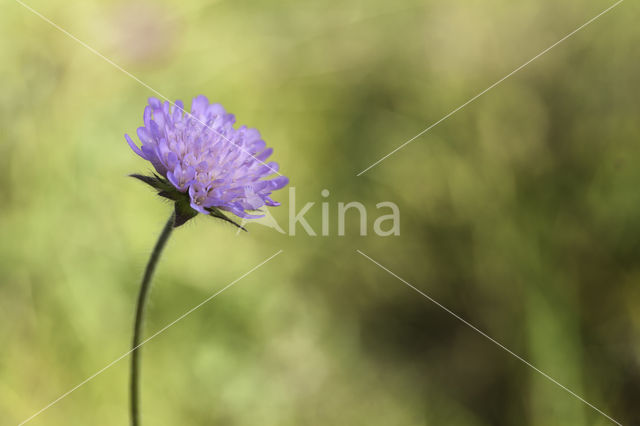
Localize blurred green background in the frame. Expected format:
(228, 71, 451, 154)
(1, 0, 639, 424)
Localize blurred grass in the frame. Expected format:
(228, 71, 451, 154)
(1, 0, 640, 425)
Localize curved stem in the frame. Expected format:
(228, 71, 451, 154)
(130, 213, 175, 426)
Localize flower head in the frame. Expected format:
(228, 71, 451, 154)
(126, 95, 288, 227)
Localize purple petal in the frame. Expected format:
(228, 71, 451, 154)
(190, 200, 209, 214)
(125, 134, 144, 157)
(256, 148, 273, 162)
(267, 176, 289, 190)
(137, 127, 153, 145)
(148, 97, 162, 109)
(191, 95, 210, 116)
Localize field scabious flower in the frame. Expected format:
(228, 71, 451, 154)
(125, 96, 287, 426)
(126, 95, 288, 227)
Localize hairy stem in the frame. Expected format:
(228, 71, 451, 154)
(130, 213, 175, 426)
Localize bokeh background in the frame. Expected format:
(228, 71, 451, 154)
(1, 0, 639, 424)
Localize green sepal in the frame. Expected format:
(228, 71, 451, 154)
(130, 173, 247, 231)
(130, 174, 183, 201)
(173, 197, 198, 228)
(206, 207, 247, 232)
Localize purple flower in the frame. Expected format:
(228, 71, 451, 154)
(126, 95, 288, 226)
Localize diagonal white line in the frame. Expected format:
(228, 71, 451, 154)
(356, 0, 624, 176)
(356, 249, 622, 425)
(17, 250, 284, 426)
(13, 0, 282, 176)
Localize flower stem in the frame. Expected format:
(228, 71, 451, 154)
(130, 212, 175, 426)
